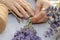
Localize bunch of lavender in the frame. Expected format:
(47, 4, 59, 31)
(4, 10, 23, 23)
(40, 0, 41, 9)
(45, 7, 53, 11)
(12, 18, 41, 40)
(47, 6, 60, 27)
(44, 6, 60, 37)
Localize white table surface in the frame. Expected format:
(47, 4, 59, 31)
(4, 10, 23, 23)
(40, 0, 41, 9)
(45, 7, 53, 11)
(0, 0, 60, 40)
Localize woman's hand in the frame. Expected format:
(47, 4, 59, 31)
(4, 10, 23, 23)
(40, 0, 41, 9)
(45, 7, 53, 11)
(32, 9, 47, 23)
(0, 0, 34, 18)
(32, 0, 51, 23)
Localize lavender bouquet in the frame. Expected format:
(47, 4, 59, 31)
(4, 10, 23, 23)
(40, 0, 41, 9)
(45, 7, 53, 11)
(12, 18, 41, 40)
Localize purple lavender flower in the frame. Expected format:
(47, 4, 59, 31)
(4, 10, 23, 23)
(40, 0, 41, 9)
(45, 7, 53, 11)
(12, 25, 41, 40)
(45, 6, 60, 38)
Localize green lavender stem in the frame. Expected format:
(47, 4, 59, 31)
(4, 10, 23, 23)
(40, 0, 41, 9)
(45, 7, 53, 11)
(26, 18, 34, 29)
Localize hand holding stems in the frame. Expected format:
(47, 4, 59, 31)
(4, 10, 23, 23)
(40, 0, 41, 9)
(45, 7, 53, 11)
(32, 9, 47, 23)
(32, 0, 51, 23)
(0, 0, 34, 18)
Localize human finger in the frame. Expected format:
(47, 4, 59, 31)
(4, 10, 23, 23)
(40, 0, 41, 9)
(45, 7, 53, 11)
(13, 1, 29, 18)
